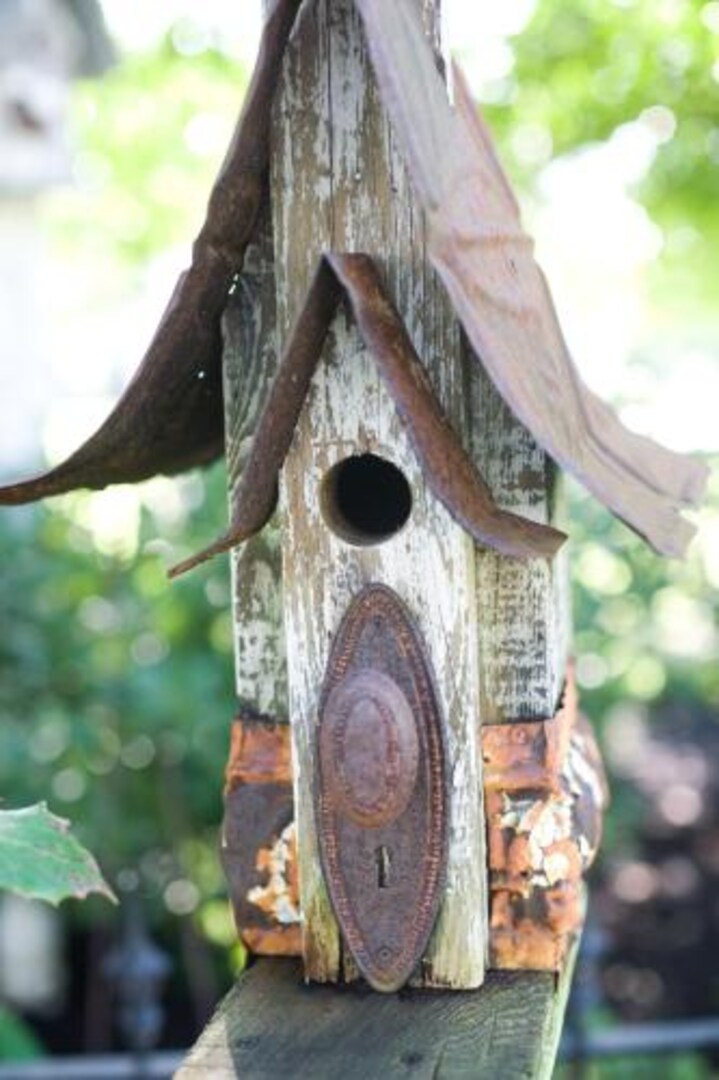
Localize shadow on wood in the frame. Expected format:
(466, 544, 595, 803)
(177, 949, 577, 1079)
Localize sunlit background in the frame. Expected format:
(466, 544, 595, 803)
(0, 0, 717, 1072)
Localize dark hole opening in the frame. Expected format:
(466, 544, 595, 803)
(321, 454, 412, 546)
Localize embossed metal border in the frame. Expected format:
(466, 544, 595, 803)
(315, 583, 449, 992)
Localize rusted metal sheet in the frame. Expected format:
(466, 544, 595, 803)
(0, 0, 302, 504)
(221, 716, 301, 957)
(483, 671, 608, 971)
(170, 253, 565, 576)
(482, 669, 577, 795)
(170, 260, 342, 576)
(316, 584, 448, 993)
(225, 716, 293, 788)
(355, 0, 708, 557)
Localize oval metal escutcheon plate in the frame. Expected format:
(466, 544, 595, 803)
(316, 584, 449, 992)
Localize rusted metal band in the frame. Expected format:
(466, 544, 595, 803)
(225, 714, 293, 792)
(482, 663, 577, 796)
(223, 673, 607, 974)
(221, 716, 301, 957)
(241, 925, 302, 957)
(483, 669, 608, 972)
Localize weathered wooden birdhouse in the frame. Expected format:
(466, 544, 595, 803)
(1, 0, 709, 1071)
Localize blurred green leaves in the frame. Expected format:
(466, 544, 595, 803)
(570, 463, 719, 858)
(484, 0, 719, 310)
(0, 466, 234, 921)
(1, 27, 246, 945)
(45, 30, 245, 271)
(0, 1009, 42, 1063)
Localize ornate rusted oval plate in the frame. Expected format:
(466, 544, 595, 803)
(316, 584, 448, 993)
(320, 669, 419, 829)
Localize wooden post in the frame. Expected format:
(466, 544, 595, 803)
(472, 363, 570, 724)
(178, 949, 579, 1080)
(269, 0, 488, 990)
(223, 211, 288, 721)
(223, 0, 569, 989)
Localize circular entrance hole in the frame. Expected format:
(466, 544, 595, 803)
(321, 454, 412, 546)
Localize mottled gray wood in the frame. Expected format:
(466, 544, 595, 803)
(471, 357, 570, 723)
(282, 328, 486, 987)
(222, 0, 570, 998)
(222, 3, 570, 723)
(223, 212, 288, 718)
(177, 948, 577, 1079)
(270, 0, 488, 988)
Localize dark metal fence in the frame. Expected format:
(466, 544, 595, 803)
(0, 1051, 182, 1080)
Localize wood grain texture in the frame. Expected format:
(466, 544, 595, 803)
(271, 0, 486, 987)
(282, 327, 486, 988)
(471, 356, 570, 722)
(221, 252, 567, 723)
(222, 212, 288, 718)
(329, 254, 566, 559)
(215, 0, 568, 732)
(177, 950, 578, 1079)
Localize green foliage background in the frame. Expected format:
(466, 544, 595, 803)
(0, 1, 717, 1065)
(485, 0, 719, 312)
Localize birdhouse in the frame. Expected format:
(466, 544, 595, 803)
(1, 0, 709, 1068)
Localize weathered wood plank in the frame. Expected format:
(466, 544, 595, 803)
(223, 212, 288, 719)
(270, 0, 487, 988)
(177, 946, 578, 1079)
(471, 357, 570, 722)
(282, 334, 486, 987)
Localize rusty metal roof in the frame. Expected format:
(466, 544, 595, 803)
(0, 0, 707, 561)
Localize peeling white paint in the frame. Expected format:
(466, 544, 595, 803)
(272, 0, 487, 989)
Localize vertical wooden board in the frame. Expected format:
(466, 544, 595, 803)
(470, 356, 571, 722)
(230, 526, 287, 718)
(223, 216, 288, 718)
(222, 213, 277, 490)
(281, 324, 486, 988)
(270, 0, 333, 340)
(270, 0, 464, 429)
(269, 0, 487, 987)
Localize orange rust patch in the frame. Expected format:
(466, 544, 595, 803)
(482, 665, 577, 795)
(221, 716, 300, 959)
(241, 925, 302, 956)
(483, 667, 607, 972)
(225, 715, 293, 791)
(247, 822, 300, 924)
(223, 675, 606, 974)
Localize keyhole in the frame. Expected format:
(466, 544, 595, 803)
(376, 845, 391, 889)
